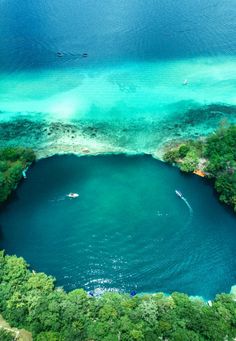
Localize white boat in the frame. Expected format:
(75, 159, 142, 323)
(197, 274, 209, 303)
(22, 166, 29, 179)
(183, 79, 188, 85)
(67, 193, 79, 198)
(22, 170, 27, 179)
(175, 190, 183, 199)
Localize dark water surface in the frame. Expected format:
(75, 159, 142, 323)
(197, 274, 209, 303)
(1, 155, 236, 299)
(0, 0, 236, 71)
(0, 0, 236, 127)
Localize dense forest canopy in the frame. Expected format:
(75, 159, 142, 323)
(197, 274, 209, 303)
(0, 147, 35, 204)
(0, 251, 236, 341)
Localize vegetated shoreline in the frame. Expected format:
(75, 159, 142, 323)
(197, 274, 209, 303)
(1, 147, 236, 340)
(163, 124, 236, 213)
(0, 147, 35, 204)
(0, 250, 236, 341)
(2, 121, 236, 214)
(1, 123, 236, 211)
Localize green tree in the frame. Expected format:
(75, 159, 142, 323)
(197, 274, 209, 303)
(178, 144, 190, 158)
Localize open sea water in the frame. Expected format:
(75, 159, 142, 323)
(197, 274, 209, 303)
(0, 0, 236, 123)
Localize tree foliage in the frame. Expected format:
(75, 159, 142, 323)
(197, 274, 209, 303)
(163, 125, 236, 211)
(0, 251, 235, 340)
(0, 147, 35, 204)
(0, 328, 15, 341)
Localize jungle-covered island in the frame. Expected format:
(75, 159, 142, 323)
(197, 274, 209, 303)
(163, 124, 236, 212)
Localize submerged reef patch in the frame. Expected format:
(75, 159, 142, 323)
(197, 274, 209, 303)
(0, 104, 235, 159)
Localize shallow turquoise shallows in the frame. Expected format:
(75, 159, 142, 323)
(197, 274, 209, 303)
(1, 155, 236, 299)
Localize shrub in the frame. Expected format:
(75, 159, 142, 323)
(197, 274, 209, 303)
(163, 149, 179, 163)
(178, 144, 190, 158)
(0, 147, 35, 204)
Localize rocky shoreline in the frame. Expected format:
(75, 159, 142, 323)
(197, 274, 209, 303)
(0, 118, 175, 160)
(1, 104, 235, 160)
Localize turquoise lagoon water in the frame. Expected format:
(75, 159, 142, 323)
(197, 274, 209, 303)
(1, 155, 236, 299)
(0, 57, 236, 124)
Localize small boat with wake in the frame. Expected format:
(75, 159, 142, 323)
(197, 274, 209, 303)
(175, 190, 193, 215)
(67, 193, 79, 198)
(175, 190, 183, 199)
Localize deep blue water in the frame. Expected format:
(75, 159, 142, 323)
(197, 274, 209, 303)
(1, 155, 236, 299)
(1, 0, 236, 126)
(0, 0, 236, 71)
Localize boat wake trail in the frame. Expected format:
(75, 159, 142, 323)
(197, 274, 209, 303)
(181, 196, 193, 227)
(182, 197, 193, 214)
(49, 196, 66, 203)
(175, 190, 193, 226)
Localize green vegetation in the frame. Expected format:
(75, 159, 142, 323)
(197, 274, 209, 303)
(163, 125, 236, 211)
(0, 147, 35, 204)
(0, 328, 14, 341)
(0, 251, 235, 341)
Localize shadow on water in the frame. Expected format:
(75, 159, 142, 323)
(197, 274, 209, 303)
(0, 224, 4, 241)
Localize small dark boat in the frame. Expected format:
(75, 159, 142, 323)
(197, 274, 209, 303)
(82, 53, 88, 57)
(56, 52, 64, 57)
